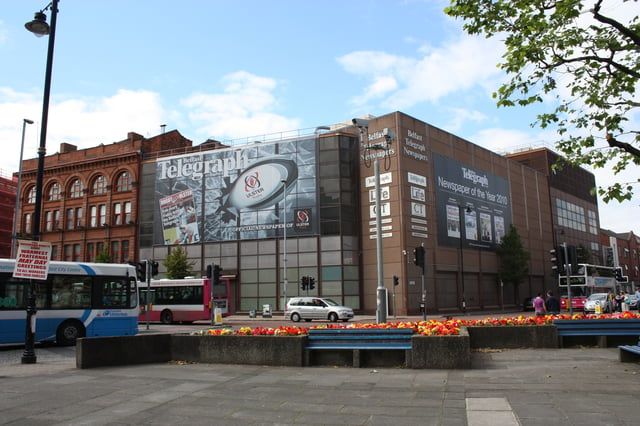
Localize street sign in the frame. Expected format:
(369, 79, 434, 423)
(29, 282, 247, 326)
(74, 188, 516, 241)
(13, 240, 51, 280)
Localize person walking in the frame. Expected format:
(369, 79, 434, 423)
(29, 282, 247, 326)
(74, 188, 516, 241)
(615, 292, 623, 312)
(621, 292, 630, 312)
(545, 291, 561, 315)
(533, 293, 547, 317)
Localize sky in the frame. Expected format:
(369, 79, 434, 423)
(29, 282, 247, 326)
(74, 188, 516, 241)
(0, 0, 638, 234)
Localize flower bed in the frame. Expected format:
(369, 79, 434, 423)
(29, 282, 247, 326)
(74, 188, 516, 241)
(192, 312, 640, 338)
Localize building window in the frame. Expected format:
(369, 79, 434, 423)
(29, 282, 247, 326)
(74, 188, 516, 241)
(27, 187, 36, 204)
(96, 242, 104, 257)
(89, 206, 97, 227)
(124, 201, 132, 223)
(116, 171, 132, 192)
(69, 179, 83, 198)
(64, 244, 72, 261)
(121, 240, 130, 262)
(48, 182, 61, 201)
(113, 203, 122, 225)
(45, 211, 53, 232)
(588, 210, 598, 235)
(111, 241, 120, 263)
(73, 244, 81, 261)
(53, 210, 60, 230)
(50, 245, 58, 261)
(75, 207, 83, 227)
(66, 208, 74, 229)
(99, 204, 107, 226)
(555, 198, 586, 232)
(87, 243, 95, 262)
(23, 213, 31, 234)
(92, 175, 107, 195)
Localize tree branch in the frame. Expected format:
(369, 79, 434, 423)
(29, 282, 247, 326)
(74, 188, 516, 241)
(606, 134, 640, 159)
(591, 0, 640, 46)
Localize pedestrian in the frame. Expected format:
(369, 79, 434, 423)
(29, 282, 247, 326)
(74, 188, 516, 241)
(615, 292, 623, 312)
(533, 293, 547, 317)
(622, 292, 630, 312)
(636, 288, 640, 311)
(545, 291, 561, 315)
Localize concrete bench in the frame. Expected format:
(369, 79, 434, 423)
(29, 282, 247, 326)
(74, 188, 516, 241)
(553, 319, 640, 347)
(304, 328, 413, 367)
(619, 344, 640, 363)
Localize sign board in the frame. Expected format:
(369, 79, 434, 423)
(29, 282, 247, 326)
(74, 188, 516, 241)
(13, 240, 52, 280)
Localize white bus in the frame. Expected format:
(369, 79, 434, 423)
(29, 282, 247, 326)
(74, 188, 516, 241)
(0, 259, 139, 345)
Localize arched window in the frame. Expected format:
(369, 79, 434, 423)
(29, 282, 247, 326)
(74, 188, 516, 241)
(92, 175, 107, 195)
(69, 179, 83, 198)
(27, 186, 37, 204)
(115, 171, 132, 192)
(47, 182, 61, 201)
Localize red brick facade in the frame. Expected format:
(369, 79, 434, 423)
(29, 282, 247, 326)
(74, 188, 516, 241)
(15, 130, 192, 263)
(0, 174, 17, 258)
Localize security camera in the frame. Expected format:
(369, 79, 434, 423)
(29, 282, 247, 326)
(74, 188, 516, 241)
(382, 128, 396, 142)
(351, 118, 370, 128)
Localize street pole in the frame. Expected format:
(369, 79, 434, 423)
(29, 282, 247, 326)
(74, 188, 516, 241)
(374, 156, 387, 324)
(22, 0, 59, 365)
(459, 205, 467, 314)
(562, 242, 573, 315)
(11, 118, 34, 258)
(281, 179, 288, 312)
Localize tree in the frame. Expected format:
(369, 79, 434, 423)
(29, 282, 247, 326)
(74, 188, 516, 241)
(95, 248, 113, 263)
(496, 225, 531, 303)
(445, 0, 640, 202)
(163, 246, 194, 279)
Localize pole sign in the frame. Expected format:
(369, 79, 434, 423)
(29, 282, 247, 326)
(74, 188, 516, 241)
(13, 240, 52, 280)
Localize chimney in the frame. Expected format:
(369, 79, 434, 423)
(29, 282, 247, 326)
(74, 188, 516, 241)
(60, 143, 77, 153)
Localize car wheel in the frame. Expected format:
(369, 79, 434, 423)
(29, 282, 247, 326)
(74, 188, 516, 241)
(329, 312, 338, 322)
(291, 312, 301, 322)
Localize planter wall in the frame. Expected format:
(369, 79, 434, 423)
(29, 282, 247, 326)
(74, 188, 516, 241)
(171, 334, 305, 367)
(76, 334, 172, 369)
(411, 327, 471, 369)
(468, 325, 558, 349)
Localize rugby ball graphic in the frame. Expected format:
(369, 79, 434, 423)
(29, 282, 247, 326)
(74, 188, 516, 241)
(225, 158, 298, 210)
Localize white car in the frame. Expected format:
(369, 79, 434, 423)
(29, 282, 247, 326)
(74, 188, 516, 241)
(583, 293, 614, 313)
(285, 297, 354, 322)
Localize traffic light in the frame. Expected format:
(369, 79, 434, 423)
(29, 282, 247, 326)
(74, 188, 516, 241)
(615, 267, 623, 281)
(393, 275, 399, 286)
(151, 261, 159, 277)
(301, 276, 308, 290)
(309, 277, 316, 290)
(206, 264, 213, 279)
(550, 246, 565, 274)
(213, 264, 222, 285)
(413, 246, 425, 269)
(567, 245, 578, 274)
(137, 260, 147, 282)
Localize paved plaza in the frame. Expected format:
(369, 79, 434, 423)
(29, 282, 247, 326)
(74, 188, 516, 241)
(1, 343, 639, 425)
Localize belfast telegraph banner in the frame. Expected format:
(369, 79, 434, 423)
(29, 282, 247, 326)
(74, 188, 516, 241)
(153, 136, 318, 244)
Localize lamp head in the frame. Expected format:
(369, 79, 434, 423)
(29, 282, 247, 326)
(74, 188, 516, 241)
(25, 11, 50, 37)
(24, 119, 34, 125)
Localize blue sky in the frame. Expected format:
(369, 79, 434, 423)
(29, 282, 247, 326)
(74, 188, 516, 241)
(1, 0, 637, 233)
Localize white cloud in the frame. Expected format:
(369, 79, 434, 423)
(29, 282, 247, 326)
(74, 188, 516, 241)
(181, 71, 301, 140)
(337, 34, 505, 111)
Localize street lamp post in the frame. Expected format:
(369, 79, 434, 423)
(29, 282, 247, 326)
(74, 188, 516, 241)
(11, 118, 34, 258)
(22, 0, 59, 364)
(281, 179, 288, 312)
(459, 205, 471, 314)
(353, 119, 395, 324)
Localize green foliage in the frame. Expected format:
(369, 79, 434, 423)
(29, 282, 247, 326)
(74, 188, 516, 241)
(496, 225, 530, 288)
(445, 0, 640, 202)
(94, 248, 113, 263)
(163, 246, 194, 279)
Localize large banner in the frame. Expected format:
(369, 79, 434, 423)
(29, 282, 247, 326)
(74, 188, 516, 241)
(434, 153, 511, 250)
(153, 137, 318, 244)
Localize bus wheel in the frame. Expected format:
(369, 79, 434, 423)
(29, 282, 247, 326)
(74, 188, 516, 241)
(56, 320, 85, 346)
(160, 310, 173, 324)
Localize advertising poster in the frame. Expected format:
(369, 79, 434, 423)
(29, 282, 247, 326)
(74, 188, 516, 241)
(153, 137, 318, 244)
(434, 153, 511, 250)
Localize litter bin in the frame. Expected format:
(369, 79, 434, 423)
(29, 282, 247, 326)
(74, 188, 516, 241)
(249, 310, 256, 318)
(262, 304, 272, 318)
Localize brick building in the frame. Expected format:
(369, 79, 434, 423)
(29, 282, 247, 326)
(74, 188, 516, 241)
(15, 130, 192, 263)
(601, 229, 640, 290)
(0, 172, 17, 258)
